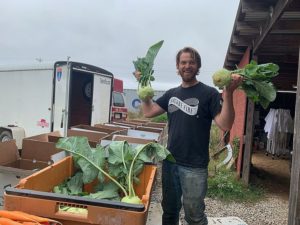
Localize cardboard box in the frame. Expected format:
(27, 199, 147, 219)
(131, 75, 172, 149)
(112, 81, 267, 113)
(128, 119, 150, 124)
(135, 126, 165, 145)
(73, 124, 127, 135)
(67, 129, 110, 147)
(108, 121, 138, 128)
(21, 131, 63, 162)
(142, 122, 168, 138)
(100, 134, 156, 148)
(126, 129, 160, 142)
(4, 156, 157, 225)
(0, 140, 52, 207)
(112, 135, 155, 144)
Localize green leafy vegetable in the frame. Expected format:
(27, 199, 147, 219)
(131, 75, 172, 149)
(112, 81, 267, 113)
(56, 136, 175, 204)
(212, 60, 279, 109)
(133, 40, 164, 101)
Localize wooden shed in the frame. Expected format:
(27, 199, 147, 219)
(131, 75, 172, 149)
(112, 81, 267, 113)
(224, 1, 300, 224)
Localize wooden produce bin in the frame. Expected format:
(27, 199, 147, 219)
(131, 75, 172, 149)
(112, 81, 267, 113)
(4, 156, 157, 225)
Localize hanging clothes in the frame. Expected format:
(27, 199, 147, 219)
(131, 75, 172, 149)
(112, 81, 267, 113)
(264, 108, 294, 156)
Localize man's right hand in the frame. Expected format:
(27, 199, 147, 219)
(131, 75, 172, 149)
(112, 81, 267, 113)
(133, 71, 142, 81)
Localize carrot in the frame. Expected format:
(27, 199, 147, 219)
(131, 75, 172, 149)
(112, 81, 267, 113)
(0, 218, 23, 225)
(13, 212, 61, 225)
(0, 211, 36, 223)
(11, 212, 46, 223)
(0, 210, 61, 225)
(21, 223, 39, 225)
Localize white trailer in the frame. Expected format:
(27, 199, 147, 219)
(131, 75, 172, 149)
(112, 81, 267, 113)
(0, 61, 113, 148)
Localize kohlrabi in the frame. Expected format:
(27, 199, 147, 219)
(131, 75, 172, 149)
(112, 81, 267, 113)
(56, 136, 175, 205)
(133, 40, 164, 101)
(212, 60, 279, 109)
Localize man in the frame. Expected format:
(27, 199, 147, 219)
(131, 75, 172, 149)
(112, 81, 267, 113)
(136, 47, 242, 225)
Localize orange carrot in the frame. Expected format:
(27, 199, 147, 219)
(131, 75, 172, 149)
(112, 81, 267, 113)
(21, 223, 38, 225)
(13, 212, 61, 225)
(0, 218, 23, 225)
(0, 211, 36, 223)
(10, 212, 46, 223)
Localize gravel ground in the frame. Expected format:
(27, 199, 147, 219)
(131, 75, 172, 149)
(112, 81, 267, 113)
(148, 163, 289, 225)
(205, 194, 288, 225)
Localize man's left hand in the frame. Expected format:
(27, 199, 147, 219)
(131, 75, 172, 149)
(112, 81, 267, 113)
(225, 74, 243, 93)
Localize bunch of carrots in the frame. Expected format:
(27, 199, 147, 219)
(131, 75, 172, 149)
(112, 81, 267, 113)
(0, 210, 61, 225)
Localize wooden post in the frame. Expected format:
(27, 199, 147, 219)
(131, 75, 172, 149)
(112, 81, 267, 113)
(242, 99, 255, 185)
(288, 47, 300, 225)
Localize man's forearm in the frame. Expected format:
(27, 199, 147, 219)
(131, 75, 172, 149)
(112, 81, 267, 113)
(142, 99, 154, 118)
(141, 99, 165, 118)
(214, 73, 242, 131)
(216, 90, 235, 131)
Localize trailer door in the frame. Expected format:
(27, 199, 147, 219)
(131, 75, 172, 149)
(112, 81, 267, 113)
(52, 63, 70, 135)
(91, 74, 112, 125)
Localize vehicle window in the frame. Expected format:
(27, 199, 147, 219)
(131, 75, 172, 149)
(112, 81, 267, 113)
(113, 92, 125, 107)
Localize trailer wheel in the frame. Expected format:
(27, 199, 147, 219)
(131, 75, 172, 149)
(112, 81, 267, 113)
(0, 130, 13, 142)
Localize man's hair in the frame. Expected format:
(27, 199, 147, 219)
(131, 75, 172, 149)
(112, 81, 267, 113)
(176, 47, 202, 69)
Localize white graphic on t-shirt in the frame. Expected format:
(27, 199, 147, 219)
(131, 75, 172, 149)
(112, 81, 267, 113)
(168, 97, 199, 115)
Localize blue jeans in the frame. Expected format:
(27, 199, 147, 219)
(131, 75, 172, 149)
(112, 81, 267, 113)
(161, 160, 208, 225)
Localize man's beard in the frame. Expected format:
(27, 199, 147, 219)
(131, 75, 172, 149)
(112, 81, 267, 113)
(179, 72, 197, 82)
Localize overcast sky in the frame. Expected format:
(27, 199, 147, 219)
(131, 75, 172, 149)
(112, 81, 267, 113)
(0, 0, 239, 90)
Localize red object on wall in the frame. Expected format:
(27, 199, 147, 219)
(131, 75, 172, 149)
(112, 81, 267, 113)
(228, 47, 251, 177)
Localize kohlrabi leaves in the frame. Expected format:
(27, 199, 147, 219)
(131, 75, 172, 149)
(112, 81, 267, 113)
(67, 172, 84, 195)
(56, 136, 106, 184)
(85, 189, 120, 201)
(144, 40, 164, 70)
(107, 141, 132, 167)
(213, 60, 279, 109)
(136, 142, 176, 163)
(133, 40, 164, 100)
(252, 80, 277, 102)
(53, 171, 85, 196)
(56, 136, 175, 204)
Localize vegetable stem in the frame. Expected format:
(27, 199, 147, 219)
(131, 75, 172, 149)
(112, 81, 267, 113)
(121, 141, 127, 171)
(127, 143, 152, 197)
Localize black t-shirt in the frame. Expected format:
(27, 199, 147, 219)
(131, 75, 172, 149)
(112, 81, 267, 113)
(156, 82, 222, 168)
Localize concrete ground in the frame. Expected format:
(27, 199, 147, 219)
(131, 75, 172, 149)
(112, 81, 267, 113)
(146, 203, 248, 225)
(146, 202, 163, 225)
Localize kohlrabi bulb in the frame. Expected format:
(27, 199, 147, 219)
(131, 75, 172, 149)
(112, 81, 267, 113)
(138, 86, 154, 101)
(121, 196, 142, 204)
(212, 69, 232, 89)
